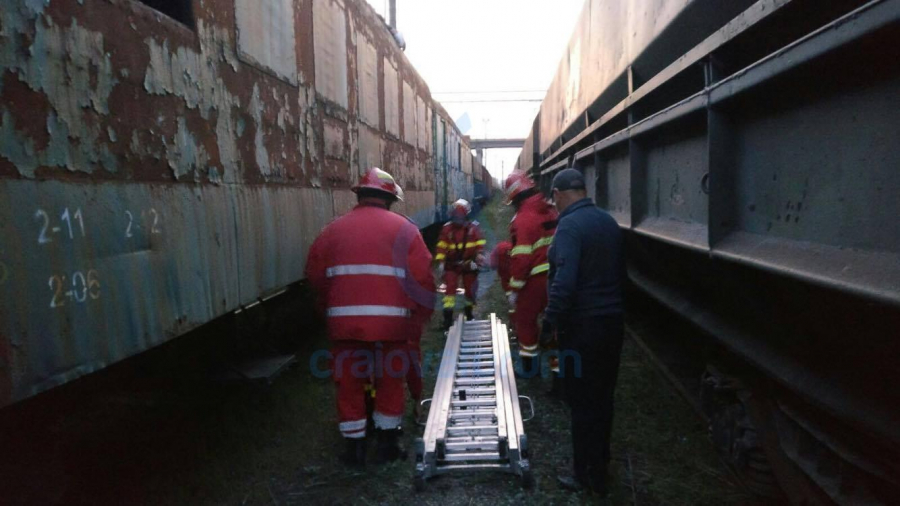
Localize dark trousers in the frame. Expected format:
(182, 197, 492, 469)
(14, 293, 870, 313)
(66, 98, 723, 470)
(559, 314, 624, 483)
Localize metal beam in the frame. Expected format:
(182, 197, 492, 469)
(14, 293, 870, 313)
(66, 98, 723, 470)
(469, 138, 526, 150)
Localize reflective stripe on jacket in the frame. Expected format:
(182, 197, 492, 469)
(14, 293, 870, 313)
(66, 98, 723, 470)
(509, 193, 558, 291)
(435, 221, 485, 269)
(305, 204, 435, 342)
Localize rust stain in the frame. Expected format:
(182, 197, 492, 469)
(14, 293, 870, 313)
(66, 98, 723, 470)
(0, 0, 487, 410)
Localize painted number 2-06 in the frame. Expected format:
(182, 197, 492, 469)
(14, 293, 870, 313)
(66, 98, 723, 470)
(48, 270, 101, 308)
(125, 209, 162, 239)
(35, 208, 86, 245)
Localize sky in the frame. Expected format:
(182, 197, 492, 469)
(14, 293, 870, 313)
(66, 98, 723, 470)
(364, 0, 586, 183)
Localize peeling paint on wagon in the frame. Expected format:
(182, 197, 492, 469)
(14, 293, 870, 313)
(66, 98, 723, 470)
(0, 0, 484, 408)
(1, 3, 119, 177)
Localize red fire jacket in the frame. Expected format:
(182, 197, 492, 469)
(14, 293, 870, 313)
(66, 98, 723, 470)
(490, 241, 513, 293)
(305, 204, 435, 342)
(509, 193, 558, 292)
(435, 220, 485, 272)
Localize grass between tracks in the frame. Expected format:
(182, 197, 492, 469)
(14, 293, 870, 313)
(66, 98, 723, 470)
(1, 198, 754, 506)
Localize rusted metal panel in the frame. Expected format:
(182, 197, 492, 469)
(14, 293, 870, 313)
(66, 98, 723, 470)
(424, 105, 433, 154)
(331, 189, 357, 218)
(356, 33, 379, 127)
(461, 147, 472, 175)
(398, 190, 434, 229)
(402, 80, 417, 146)
(603, 149, 631, 227)
(384, 57, 400, 137)
(232, 187, 334, 305)
(416, 96, 428, 151)
(313, 0, 349, 108)
(323, 119, 347, 161)
(235, 0, 299, 84)
(357, 125, 382, 173)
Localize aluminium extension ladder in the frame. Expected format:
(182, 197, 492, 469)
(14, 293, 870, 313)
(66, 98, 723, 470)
(414, 314, 534, 490)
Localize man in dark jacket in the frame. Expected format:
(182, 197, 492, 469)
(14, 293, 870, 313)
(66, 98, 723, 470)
(541, 168, 625, 494)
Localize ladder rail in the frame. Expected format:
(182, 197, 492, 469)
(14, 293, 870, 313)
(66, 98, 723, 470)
(489, 314, 509, 451)
(415, 314, 532, 490)
(498, 321, 527, 468)
(423, 315, 464, 455)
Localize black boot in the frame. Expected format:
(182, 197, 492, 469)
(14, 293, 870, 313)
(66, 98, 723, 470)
(340, 438, 367, 468)
(464, 306, 474, 321)
(375, 428, 407, 464)
(442, 309, 454, 331)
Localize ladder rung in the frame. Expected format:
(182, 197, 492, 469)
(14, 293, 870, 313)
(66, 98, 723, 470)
(452, 399, 496, 407)
(441, 452, 502, 462)
(450, 414, 497, 423)
(458, 354, 493, 361)
(444, 441, 499, 452)
(457, 362, 493, 369)
(447, 426, 499, 437)
(455, 377, 494, 385)
(456, 369, 494, 377)
(453, 387, 495, 395)
(450, 418, 497, 427)
(444, 436, 499, 444)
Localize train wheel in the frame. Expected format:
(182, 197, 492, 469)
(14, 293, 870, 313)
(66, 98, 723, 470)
(701, 366, 780, 498)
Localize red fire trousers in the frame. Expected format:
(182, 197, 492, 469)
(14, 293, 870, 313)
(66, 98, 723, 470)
(514, 274, 548, 358)
(331, 341, 408, 439)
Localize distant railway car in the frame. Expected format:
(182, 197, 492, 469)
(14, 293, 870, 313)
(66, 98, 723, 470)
(0, 0, 475, 409)
(520, 0, 900, 503)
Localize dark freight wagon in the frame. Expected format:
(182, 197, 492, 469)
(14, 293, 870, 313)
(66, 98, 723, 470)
(518, 0, 900, 503)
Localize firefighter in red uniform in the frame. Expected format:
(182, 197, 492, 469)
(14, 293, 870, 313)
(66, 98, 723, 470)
(306, 168, 435, 467)
(504, 171, 558, 378)
(435, 199, 486, 331)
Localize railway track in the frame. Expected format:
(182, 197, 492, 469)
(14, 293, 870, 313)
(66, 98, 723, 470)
(624, 289, 783, 502)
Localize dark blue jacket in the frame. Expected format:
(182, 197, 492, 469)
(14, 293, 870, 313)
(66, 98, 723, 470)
(545, 198, 624, 326)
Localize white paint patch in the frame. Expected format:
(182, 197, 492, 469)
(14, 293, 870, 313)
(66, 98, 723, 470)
(143, 21, 242, 183)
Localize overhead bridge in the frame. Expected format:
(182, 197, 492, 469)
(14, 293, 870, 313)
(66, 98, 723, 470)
(468, 139, 526, 150)
(469, 139, 526, 166)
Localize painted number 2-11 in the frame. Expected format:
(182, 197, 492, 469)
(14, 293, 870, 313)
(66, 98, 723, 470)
(35, 208, 85, 245)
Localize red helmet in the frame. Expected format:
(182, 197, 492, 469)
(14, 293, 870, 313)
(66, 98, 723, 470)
(352, 167, 403, 201)
(450, 199, 471, 221)
(504, 171, 536, 205)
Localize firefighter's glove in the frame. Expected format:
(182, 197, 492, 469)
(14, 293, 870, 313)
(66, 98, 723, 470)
(507, 292, 518, 308)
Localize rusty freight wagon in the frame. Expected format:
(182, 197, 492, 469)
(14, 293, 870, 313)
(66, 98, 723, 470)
(519, 0, 900, 504)
(0, 0, 479, 409)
